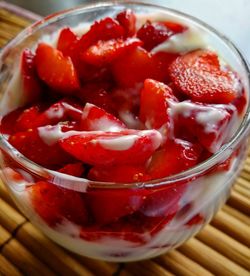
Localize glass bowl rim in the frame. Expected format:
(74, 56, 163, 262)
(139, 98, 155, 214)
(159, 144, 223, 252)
(0, 0, 249, 190)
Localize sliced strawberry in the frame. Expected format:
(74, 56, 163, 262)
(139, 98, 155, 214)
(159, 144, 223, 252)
(81, 38, 142, 66)
(163, 21, 187, 34)
(79, 83, 114, 113)
(116, 9, 136, 37)
(171, 100, 237, 153)
(0, 109, 22, 134)
(86, 188, 148, 225)
(21, 49, 43, 103)
(88, 164, 150, 183)
(139, 79, 178, 131)
(57, 27, 79, 57)
(185, 214, 204, 226)
(147, 139, 202, 179)
(58, 162, 85, 177)
(80, 103, 126, 131)
(8, 128, 73, 168)
(168, 50, 241, 104)
(140, 182, 187, 218)
(35, 43, 79, 93)
(59, 129, 162, 166)
(28, 181, 88, 226)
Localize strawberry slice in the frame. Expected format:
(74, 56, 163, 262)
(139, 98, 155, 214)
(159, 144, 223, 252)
(81, 37, 142, 66)
(116, 9, 136, 37)
(80, 103, 126, 131)
(171, 100, 237, 153)
(0, 109, 22, 134)
(137, 20, 186, 51)
(139, 79, 178, 131)
(168, 50, 241, 104)
(58, 162, 85, 177)
(88, 164, 150, 183)
(86, 188, 148, 225)
(35, 43, 80, 93)
(8, 128, 73, 168)
(28, 181, 88, 226)
(147, 139, 202, 179)
(21, 49, 43, 103)
(59, 129, 162, 166)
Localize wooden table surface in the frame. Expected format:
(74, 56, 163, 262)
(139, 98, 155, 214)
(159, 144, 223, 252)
(0, 3, 249, 276)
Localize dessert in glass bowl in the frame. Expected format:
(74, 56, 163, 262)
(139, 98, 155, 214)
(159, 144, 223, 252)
(0, 2, 249, 262)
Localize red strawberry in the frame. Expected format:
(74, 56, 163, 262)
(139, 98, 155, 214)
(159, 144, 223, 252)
(81, 37, 142, 66)
(58, 162, 85, 177)
(137, 20, 186, 51)
(21, 49, 43, 103)
(57, 27, 79, 57)
(139, 79, 178, 131)
(28, 181, 88, 226)
(80, 103, 126, 131)
(8, 128, 72, 168)
(168, 50, 241, 104)
(86, 188, 148, 225)
(185, 214, 204, 226)
(35, 43, 80, 93)
(116, 9, 136, 37)
(79, 83, 114, 113)
(0, 109, 22, 134)
(147, 139, 201, 179)
(88, 164, 150, 183)
(171, 100, 237, 153)
(59, 129, 162, 166)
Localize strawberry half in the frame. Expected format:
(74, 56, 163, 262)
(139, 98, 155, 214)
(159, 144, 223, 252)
(28, 181, 88, 226)
(81, 37, 142, 66)
(35, 43, 80, 94)
(58, 162, 85, 177)
(139, 79, 178, 132)
(59, 129, 162, 166)
(147, 139, 202, 179)
(168, 49, 241, 104)
(116, 9, 136, 37)
(80, 103, 126, 131)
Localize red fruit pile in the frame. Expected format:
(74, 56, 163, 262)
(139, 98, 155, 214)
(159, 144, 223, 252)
(1, 10, 246, 242)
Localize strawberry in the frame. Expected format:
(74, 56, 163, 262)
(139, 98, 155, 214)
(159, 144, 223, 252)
(147, 139, 202, 179)
(59, 129, 162, 166)
(58, 162, 85, 177)
(28, 181, 88, 226)
(21, 49, 43, 103)
(86, 188, 148, 225)
(8, 128, 73, 168)
(116, 9, 136, 37)
(81, 37, 142, 66)
(168, 50, 241, 104)
(139, 79, 178, 131)
(0, 109, 22, 134)
(171, 100, 237, 153)
(137, 20, 186, 51)
(88, 164, 150, 183)
(79, 83, 114, 113)
(35, 43, 80, 93)
(57, 27, 79, 57)
(80, 103, 126, 131)
(185, 214, 204, 226)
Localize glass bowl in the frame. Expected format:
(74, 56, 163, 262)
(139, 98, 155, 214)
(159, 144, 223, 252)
(0, 1, 249, 262)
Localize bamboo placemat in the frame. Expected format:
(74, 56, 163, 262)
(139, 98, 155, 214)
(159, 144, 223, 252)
(0, 4, 249, 275)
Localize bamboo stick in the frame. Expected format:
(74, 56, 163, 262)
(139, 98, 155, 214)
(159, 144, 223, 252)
(222, 205, 250, 225)
(179, 238, 249, 275)
(1, 237, 56, 276)
(16, 223, 94, 276)
(236, 177, 250, 189)
(233, 184, 250, 198)
(240, 170, 250, 182)
(227, 190, 250, 214)
(0, 181, 16, 208)
(156, 250, 213, 276)
(0, 254, 22, 276)
(211, 210, 250, 247)
(243, 163, 250, 174)
(0, 225, 11, 247)
(196, 224, 250, 270)
(124, 260, 174, 276)
(71, 254, 118, 276)
(0, 9, 31, 28)
(0, 199, 26, 233)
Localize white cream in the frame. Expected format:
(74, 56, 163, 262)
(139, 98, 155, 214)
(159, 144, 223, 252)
(98, 135, 138, 151)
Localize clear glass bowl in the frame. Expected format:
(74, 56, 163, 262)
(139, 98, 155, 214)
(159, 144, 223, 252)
(0, 1, 249, 262)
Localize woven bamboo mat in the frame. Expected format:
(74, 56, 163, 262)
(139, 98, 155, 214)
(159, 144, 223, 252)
(0, 4, 249, 276)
